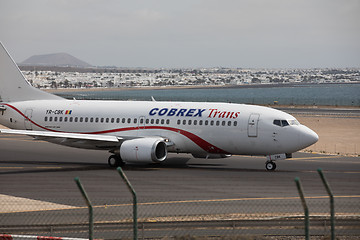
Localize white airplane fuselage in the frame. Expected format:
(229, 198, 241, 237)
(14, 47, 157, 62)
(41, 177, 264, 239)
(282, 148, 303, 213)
(1, 99, 317, 156)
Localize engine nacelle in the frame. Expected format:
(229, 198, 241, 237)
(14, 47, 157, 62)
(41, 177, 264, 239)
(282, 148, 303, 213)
(120, 138, 167, 163)
(192, 153, 232, 159)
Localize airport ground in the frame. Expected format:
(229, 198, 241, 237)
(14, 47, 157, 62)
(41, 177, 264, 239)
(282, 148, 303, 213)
(288, 108, 360, 156)
(0, 108, 359, 238)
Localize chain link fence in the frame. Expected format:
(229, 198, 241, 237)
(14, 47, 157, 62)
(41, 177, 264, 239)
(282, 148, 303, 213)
(1, 192, 359, 239)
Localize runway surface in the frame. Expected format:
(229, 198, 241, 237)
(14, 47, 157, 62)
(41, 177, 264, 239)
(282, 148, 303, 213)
(0, 134, 359, 238)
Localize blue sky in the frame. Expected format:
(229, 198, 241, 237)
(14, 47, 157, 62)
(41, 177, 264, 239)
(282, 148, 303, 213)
(1, 0, 359, 68)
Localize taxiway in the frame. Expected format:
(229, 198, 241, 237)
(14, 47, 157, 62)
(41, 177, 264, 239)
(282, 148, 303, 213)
(0, 134, 359, 238)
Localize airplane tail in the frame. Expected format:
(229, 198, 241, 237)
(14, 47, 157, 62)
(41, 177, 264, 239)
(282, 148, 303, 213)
(0, 42, 62, 102)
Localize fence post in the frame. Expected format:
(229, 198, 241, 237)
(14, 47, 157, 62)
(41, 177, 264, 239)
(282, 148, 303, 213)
(295, 177, 309, 240)
(117, 167, 138, 240)
(74, 177, 93, 240)
(317, 168, 335, 240)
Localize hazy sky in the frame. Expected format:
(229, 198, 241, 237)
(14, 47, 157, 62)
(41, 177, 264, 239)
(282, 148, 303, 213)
(1, 0, 359, 68)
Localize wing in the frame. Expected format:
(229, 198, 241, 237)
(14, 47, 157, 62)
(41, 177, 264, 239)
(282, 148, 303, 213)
(0, 129, 124, 150)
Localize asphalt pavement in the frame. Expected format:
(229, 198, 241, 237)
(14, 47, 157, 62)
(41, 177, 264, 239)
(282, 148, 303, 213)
(0, 134, 359, 238)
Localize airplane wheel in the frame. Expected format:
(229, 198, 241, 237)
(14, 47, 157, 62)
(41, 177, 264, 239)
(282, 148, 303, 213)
(108, 155, 124, 168)
(265, 161, 276, 171)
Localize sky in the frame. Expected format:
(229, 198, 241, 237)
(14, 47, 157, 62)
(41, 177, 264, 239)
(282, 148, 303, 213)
(0, 0, 359, 68)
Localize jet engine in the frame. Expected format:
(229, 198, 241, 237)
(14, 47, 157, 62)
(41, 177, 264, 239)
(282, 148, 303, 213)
(120, 138, 167, 163)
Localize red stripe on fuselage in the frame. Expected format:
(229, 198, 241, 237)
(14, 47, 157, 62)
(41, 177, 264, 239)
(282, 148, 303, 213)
(3, 103, 228, 154)
(4, 103, 59, 132)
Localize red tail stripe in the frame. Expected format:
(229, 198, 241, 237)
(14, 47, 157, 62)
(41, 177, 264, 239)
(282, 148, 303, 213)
(4, 104, 59, 132)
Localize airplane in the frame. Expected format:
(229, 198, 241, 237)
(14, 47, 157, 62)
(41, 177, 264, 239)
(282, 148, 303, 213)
(0, 42, 318, 171)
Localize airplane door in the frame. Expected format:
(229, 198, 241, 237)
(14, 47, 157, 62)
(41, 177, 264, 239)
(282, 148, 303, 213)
(24, 109, 33, 130)
(248, 113, 260, 137)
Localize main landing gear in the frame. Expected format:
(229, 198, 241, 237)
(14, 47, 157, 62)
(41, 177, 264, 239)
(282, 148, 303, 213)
(265, 161, 276, 171)
(108, 155, 125, 168)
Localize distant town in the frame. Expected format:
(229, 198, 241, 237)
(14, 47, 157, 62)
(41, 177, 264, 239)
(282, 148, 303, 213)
(19, 66, 360, 90)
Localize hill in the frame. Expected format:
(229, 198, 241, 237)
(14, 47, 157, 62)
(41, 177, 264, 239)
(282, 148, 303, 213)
(20, 53, 92, 67)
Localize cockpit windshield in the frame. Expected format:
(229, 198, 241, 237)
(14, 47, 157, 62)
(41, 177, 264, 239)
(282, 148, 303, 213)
(273, 119, 300, 127)
(288, 119, 300, 125)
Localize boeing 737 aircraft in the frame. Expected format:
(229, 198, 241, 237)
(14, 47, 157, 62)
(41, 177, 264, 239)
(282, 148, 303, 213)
(0, 42, 318, 171)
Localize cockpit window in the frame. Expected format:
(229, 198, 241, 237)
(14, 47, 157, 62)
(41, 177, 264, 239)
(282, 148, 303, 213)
(288, 119, 300, 125)
(273, 119, 291, 127)
(281, 120, 289, 127)
(273, 120, 281, 126)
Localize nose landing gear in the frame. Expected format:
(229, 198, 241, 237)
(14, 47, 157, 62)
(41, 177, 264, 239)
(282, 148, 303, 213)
(265, 153, 287, 171)
(265, 161, 276, 171)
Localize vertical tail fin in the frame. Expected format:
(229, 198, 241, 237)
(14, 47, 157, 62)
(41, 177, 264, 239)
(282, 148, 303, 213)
(0, 42, 62, 102)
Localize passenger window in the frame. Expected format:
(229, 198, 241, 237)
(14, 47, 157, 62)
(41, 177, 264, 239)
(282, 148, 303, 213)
(210, 120, 214, 126)
(74, 117, 78, 122)
(228, 121, 231, 126)
(177, 119, 181, 125)
(146, 119, 149, 124)
(95, 117, 99, 123)
(111, 118, 114, 123)
(79, 117, 83, 122)
(166, 119, 170, 124)
(156, 119, 160, 124)
(161, 119, 165, 124)
(100, 118, 104, 123)
(188, 120, 192, 125)
(222, 121, 225, 126)
(199, 120, 203, 125)
(54, 117, 58, 122)
(216, 121, 220, 126)
(134, 118, 137, 124)
(140, 118, 144, 124)
(151, 119, 154, 124)
(194, 120, 197, 125)
(44, 116, 48, 122)
(183, 120, 186, 125)
(234, 121, 237, 126)
(116, 118, 120, 123)
(90, 117, 93, 123)
(127, 118, 131, 123)
(69, 117, 73, 122)
(122, 118, 126, 123)
(205, 120, 208, 126)
(85, 117, 88, 122)
(49, 117, 52, 122)
(106, 118, 109, 123)
(59, 117, 62, 122)
(64, 117, 68, 122)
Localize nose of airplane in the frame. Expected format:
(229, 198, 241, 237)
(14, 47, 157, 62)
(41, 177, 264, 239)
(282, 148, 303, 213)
(299, 126, 319, 148)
